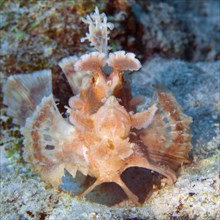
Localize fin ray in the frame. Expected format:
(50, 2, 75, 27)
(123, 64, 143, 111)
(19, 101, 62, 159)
(3, 70, 52, 126)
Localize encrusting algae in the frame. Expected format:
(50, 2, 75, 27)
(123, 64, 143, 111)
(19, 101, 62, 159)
(3, 7, 192, 205)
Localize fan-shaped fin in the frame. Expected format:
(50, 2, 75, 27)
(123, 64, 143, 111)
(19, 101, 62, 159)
(80, 176, 139, 204)
(131, 104, 158, 129)
(139, 89, 192, 171)
(123, 150, 177, 184)
(107, 51, 141, 72)
(59, 56, 92, 94)
(3, 70, 52, 126)
(114, 176, 139, 204)
(80, 178, 102, 198)
(22, 95, 88, 186)
(58, 55, 77, 76)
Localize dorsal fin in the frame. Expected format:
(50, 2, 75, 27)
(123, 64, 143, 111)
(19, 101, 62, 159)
(3, 70, 52, 126)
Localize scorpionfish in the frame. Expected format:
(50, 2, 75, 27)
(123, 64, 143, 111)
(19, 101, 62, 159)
(3, 7, 192, 205)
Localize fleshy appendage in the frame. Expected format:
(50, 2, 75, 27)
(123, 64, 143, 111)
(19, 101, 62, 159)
(58, 55, 92, 94)
(80, 6, 114, 54)
(64, 50, 141, 115)
(139, 89, 192, 172)
(22, 95, 88, 186)
(3, 70, 52, 126)
(74, 52, 106, 72)
(107, 51, 141, 72)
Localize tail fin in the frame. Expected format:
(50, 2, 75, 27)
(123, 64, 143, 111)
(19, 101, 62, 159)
(3, 70, 52, 126)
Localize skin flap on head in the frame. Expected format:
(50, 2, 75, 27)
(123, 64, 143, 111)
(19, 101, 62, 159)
(107, 51, 141, 72)
(74, 52, 106, 72)
(81, 7, 114, 54)
(58, 56, 92, 94)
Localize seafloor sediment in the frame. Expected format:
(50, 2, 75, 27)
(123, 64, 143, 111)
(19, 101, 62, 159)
(0, 0, 219, 219)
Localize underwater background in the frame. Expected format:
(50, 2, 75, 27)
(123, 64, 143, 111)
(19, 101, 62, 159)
(0, 0, 219, 219)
